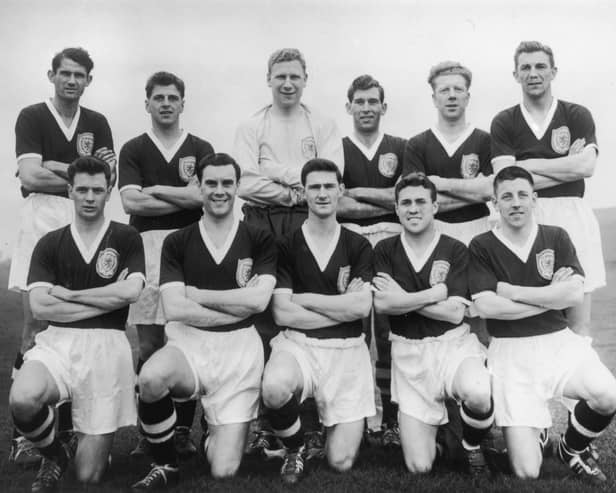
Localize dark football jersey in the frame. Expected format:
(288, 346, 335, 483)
(118, 131, 214, 232)
(160, 219, 277, 332)
(15, 101, 114, 198)
(468, 224, 584, 338)
(275, 224, 373, 339)
(374, 233, 469, 339)
(27, 220, 145, 329)
(403, 127, 492, 223)
(490, 99, 598, 198)
(342, 134, 406, 226)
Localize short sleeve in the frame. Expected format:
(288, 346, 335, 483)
(252, 228, 277, 278)
(94, 115, 114, 153)
(122, 228, 145, 281)
(402, 134, 426, 176)
(350, 235, 374, 283)
(468, 238, 498, 298)
(15, 108, 42, 160)
(27, 235, 55, 289)
(570, 105, 598, 150)
(555, 228, 585, 278)
(373, 240, 393, 277)
(490, 112, 516, 160)
(274, 237, 294, 292)
(118, 139, 143, 191)
(446, 241, 470, 300)
(478, 131, 493, 175)
(196, 137, 215, 161)
(159, 232, 185, 288)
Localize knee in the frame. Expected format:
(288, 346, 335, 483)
(261, 370, 294, 409)
(587, 382, 616, 415)
(458, 377, 492, 413)
(404, 455, 433, 475)
(137, 366, 168, 401)
(9, 384, 43, 417)
(75, 461, 107, 484)
(328, 450, 356, 473)
(209, 459, 240, 479)
(510, 458, 541, 479)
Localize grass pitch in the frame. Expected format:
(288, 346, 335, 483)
(1, 209, 615, 492)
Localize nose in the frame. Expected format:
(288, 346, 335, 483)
(85, 189, 95, 201)
(512, 195, 521, 207)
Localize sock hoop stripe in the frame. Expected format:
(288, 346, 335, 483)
(275, 418, 301, 438)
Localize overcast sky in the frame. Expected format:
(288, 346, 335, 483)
(0, 0, 614, 257)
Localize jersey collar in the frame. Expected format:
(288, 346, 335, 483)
(400, 230, 441, 272)
(301, 222, 341, 272)
(520, 97, 558, 141)
(430, 124, 475, 158)
(198, 216, 240, 265)
(347, 132, 385, 161)
(70, 218, 111, 264)
(492, 220, 539, 263)
(45, 99, 81, 142)
(146, 129, 189, 163)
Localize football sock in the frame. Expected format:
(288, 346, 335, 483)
(269, 396, 304, 450)
(13, 405, 62, 460)
(460, 399, 494, 449)
(563, 400, 615, 452)
(139, 394, 178, 466)
(12, 352, 24, 439)
(136, 358, 145, 375)
(57, 401, 73, 434)
(376, 358, 397, 425)
(299, 397, 320, 434)
(174, 399, 196, 430)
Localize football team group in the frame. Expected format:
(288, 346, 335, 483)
(6, 41, 616, 492)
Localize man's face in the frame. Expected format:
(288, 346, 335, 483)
(48, 57, 91, 102)
(304, 170, 343, 219)
(268, 60, 307, 110)
(68, 172, 110, 222)
(395, 185, 437, 235)
(514, 51, 556, 99)
(145, 84, 184, 128)
(346, 87, 386, 134)
(493, 177, 536, 229)
(200, 164, 238, 219)
(432, 74, 469, 122)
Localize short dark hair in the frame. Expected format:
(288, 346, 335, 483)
(300, 159, 342, 186)
(428, 61, 472, 89)
(145, 71, 185, 98)
(51, 47, 94, 74)
(196, 153, 241, 183)
(267, 48, 307, 77)
(493, 165, 534, 194)
(514, 41, 555, 69)
(68, 156, 111, 185)
(347, 74, 385, 103)
(395, 173, 437, 202)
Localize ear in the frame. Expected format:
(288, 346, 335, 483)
(145, 98, 151, 114)
(179, 98, 185, 113)
(381, 102, 388, 115)
(266, 73, 272, 87)
(338, 182, 345, 195)
(85, 74, 92, 87)
(432, 199, 439, 215)
(47, 70, 54, 83)
(345, 101, 352, 115)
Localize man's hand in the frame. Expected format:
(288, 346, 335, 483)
(291, 186, 306, 206)
(427, 175, 445, 191)
(372, 272, 405, 292)
(496, 281, 517, 300)
(246, 274, 260, 288)
(551, 267, 574, 284)
(94, 147, 117, 168)
(345, 277, 365, 293)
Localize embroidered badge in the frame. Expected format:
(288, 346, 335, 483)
(429, 260, 450, 286)
(76, 132, 94, 156)
(460, 153, 480, 178)
(551, 126, 571, 154)
(536, 249, 555, 280)
(568, 137, 586, 155)
(178, 156, 196, 183)
(236, 258, 253, 287)
(301, 137, 317, 159)
(378, 153, 398, 178)
(337, 265, 351, 293)
(96, 248, 119, 279)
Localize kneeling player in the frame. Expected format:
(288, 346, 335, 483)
(9, 157, 144, 492)
(469, 166, 616, 482)
(262, 159, 375, 484)
(373, 173, 493, 476)
(131, 153, 277, 490)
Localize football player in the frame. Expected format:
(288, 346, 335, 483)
(10, 157, 144, 492)
(130, 153, 276, 490)
(118, 71, 214, 457)
(490, 41, 604, 337)
(373, 173, 493, 476)
(10, 46, 116, 467)
(468, 166, 616, 482)
(262, 158, 375, 484)
(337, 74, 406, 446)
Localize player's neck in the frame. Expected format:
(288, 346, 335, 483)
(74, 215, 107, 247)
(522, 92, 554, 117)
(271, 102, 303, 118)
(201, 212, 235, 247)
(436, 116, 468, 141)
(403, 224, 437, 253)
(151, 123, 183, 147)
(51, 96, 79, 122)
(499, 220, 535, 246)
(352, 129, 381, 148)
(305, 214, 338, 237)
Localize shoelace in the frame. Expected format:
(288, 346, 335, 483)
(141, 465, 168, 486)
(283, 452, 304, 474)
(35, 458, 62, 485)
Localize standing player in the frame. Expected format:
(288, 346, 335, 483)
(373, 173, 493, 476)
(10, 47, 116, 465)
(337, 74, 406, 445)
(233, 48, 343, 455)
(118, 71, 214, 456)
(490, 41, 604, 337)
(9, 157, 144, 492)
(468, 166, 616, 482)
(403, 61, 493, 246)
(261, 159, 375, 484)
(130, 153, 276, 491)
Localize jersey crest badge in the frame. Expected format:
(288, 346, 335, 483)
(429, 260, 450, 286)
(301, 137, 317, 159)
(536, 249, 555, 280)
(460, 154, 480, 178)
(96, 248, 119, 279)
(76, 132, 94, 156)
(378, 153, 398, 178)
(551, 126, 571, 154)
(236, 258, 253, 287)
(337, 265, 351, 293)
(178, 156, 196, 183)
